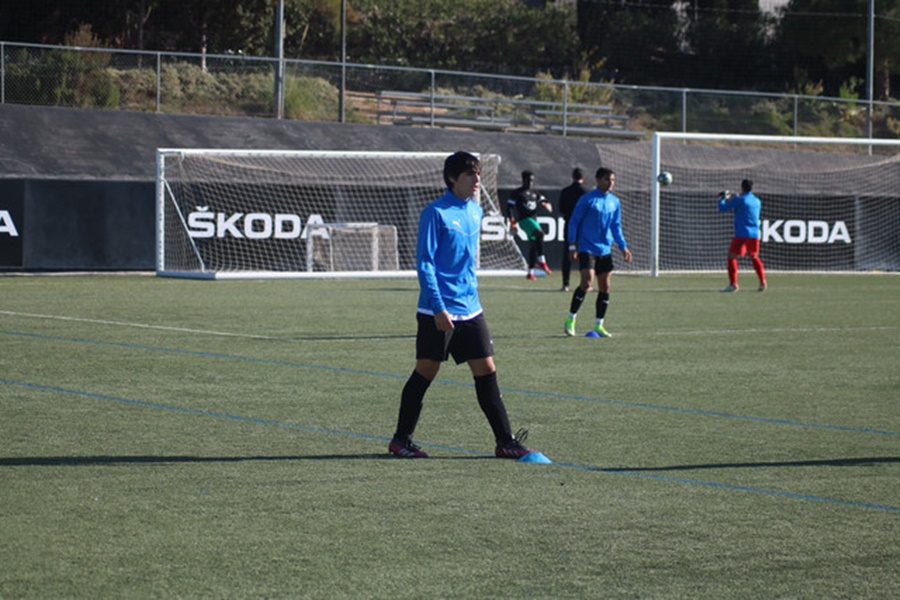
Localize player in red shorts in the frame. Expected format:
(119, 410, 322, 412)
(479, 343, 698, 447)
(717, 179, 767, 292)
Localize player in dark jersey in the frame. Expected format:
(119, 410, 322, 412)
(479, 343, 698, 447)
(558, 167, 588, 291)
(506, 170, 553, 280)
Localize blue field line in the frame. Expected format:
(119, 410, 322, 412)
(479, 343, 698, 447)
(0, 377, 381, 439)
(506, 389, 900, 437)
(2, 377, 898, 514)
(554, 461, 900, 513)
(2, 328, 898, 438)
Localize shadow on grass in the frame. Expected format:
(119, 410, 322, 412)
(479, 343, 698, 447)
(603, 456, 900, 472)
(0, 454, 493, 466)
(7, 456, 895, 469)
(279, 334, 413, 341)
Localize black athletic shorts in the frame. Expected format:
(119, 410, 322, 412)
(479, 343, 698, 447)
(579, 252, 614, 273)
(415, 312, 494, 364)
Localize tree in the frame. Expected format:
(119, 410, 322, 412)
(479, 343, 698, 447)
(347, 0, 578, 75)
(775, 0, 900, 99)
(678, 0, 773, 89)
(141, 0, 343, 59)
(575, 0, 680, 85)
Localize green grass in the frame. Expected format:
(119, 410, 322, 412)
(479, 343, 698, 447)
(1, 272, 898, 598)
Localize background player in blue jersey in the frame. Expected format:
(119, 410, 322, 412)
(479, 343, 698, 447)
(564, 167, 633, 337)
(718, 179, 767, 292)
(389, 151, 536, 459)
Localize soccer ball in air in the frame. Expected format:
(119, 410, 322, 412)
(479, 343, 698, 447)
(657, 171, 673, 186)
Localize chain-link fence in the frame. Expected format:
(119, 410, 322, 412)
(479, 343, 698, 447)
(3, 41, 899, 139)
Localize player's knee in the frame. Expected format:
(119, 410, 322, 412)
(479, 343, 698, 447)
(415, 360, 441, 381)
(468, 357, 495, 377)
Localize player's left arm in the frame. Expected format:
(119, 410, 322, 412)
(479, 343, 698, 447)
(612, 202, 632, 262)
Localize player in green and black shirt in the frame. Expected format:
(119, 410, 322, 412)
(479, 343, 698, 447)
(506, 170, 553, 280)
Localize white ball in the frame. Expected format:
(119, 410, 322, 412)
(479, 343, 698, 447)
(657, 171, 673, 186)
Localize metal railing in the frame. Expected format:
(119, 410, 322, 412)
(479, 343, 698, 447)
(2, 41, 899, 140)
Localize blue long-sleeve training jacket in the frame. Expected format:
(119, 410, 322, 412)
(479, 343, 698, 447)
(567, 189, 628, 257)
(416, 190, 484, 320)
(718, 191, 762, 239)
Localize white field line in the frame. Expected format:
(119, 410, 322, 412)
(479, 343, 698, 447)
(1, 309, 895, 340)
(640, 325, 897, 336)
(0, 310, 282, 340)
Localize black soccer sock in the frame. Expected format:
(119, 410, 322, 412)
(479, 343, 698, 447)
(394, 370, 431, 440)
(533, 230, 544, 256)
(528, 244, 537, 269)
(569, 287, 587, 314)
(474, 371, 513, 444)
(596, 292, 610, 319)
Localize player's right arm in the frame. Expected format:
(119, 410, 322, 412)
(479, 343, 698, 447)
(433, 310, 454, 331)
(567, 193, 589, 258)
(505, 195, 518, 233)
(416, 205, 446, 316)
(717, 190, 736, 212)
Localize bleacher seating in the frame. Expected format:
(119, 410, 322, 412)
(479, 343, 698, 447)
(375, 91, 643, 139)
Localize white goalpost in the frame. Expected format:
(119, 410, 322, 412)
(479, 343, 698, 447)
(155, 150, 525, 279)
(599, 133, 900, 276)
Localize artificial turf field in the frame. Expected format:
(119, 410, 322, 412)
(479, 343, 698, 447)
(1, 272, 897, 598)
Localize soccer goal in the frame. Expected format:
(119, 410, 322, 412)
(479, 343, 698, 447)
(155, 150, 525, 279)
(599, 133, 900, 276)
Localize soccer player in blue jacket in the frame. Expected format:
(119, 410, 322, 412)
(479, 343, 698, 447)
(564, 167, 632, 337)
(717, 179, 767, 292)
(389, 151, 536, 459)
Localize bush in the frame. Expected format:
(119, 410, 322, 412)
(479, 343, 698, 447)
(5, 42, 121, 110)
(284, 76, 339, 122)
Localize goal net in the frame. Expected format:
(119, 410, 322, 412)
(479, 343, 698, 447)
(597, 133, 900, 276)
(155, 150, 525, 279)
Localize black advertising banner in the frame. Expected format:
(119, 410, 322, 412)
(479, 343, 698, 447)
(0, 191, 24, 268)
(759, 193, 856, 271)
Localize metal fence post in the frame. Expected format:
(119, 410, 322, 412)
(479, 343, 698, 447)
(339, 0, 347, 123)
(429, 70, 435, 127)
(274, 0, 285, 119)
(793, 95, 798, 137)
(155, 52, 161, 113)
